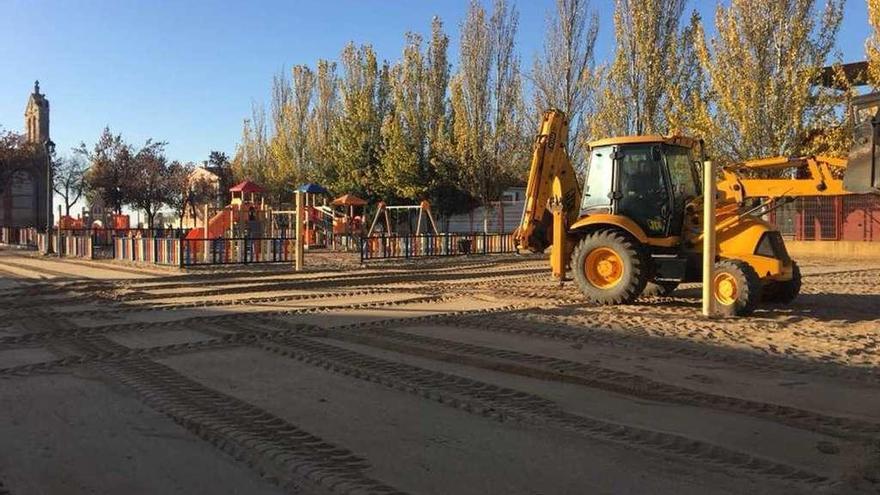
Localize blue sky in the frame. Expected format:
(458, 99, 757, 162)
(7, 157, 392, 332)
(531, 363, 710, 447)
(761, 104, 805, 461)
(0, 0, 873, 166)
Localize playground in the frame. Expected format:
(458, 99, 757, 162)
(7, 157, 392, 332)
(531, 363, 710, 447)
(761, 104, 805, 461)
(21, 179, 517, 268)
(0, 247, 878, 494)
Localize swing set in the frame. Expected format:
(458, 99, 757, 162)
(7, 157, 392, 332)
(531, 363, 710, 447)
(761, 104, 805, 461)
(366, 200, 438, 237)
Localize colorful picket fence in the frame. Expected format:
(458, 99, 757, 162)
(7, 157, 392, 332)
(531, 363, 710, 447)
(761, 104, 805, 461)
(60, 235, 93, 259)
(360, 233, 515, 261)
(36, 232, 53, 253)
(180, 238, 298, 265)
(114, 237, 298, 266)
(0, 227, 40, 248)
(114, 237, 182, 265)
(63, 228, 189, 247)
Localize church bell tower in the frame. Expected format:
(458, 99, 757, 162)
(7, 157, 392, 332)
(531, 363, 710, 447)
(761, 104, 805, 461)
(24, 80, 50, 144)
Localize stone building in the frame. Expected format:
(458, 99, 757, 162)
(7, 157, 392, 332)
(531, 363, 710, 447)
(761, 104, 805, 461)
(0, 81, 51, 227)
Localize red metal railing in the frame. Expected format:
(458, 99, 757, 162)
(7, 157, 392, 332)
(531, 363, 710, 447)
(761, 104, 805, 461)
(768, 194, 880, 241)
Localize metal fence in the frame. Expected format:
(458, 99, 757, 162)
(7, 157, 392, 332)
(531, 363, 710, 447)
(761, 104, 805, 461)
(360, 233, 515, 262)
(768, 194, 880, 241)
(114, 237, 299, 266)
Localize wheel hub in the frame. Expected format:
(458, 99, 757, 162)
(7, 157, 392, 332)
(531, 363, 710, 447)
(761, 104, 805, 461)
(585, 247, 624, 289)
(714, 272, 738, 305)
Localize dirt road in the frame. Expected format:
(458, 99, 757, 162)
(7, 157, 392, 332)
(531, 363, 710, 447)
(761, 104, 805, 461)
(0, 248, 878, 494)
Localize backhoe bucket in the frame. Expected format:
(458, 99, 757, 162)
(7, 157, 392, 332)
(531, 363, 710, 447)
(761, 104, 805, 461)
(843, 92, 880, 194)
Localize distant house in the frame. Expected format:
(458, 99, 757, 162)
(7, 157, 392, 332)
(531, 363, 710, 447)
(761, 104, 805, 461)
(442, 186, 526, 233)
(500, 186, 526, 202)
(179, 167, 222, 229)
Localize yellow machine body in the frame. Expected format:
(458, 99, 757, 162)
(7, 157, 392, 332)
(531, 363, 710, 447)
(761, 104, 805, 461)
(514, 103, 879, 313)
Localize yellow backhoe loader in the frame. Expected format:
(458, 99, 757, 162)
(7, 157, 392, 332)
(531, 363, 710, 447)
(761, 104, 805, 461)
(515, 94, 879, 316)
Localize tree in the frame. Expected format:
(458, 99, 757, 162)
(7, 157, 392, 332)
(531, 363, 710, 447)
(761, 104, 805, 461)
(694, 0, 845, 162)
(664, 12, 714, 139)
(378, 17, 455, 205)
(868, 0, 880, 87)
(127, 139, 170, 228)
(232, 103, 271, 188)
(452, 0, 527, 230)
(165, 160, 194, 226)
(206, 150, 234, 196)
(53, 155, 87, 216)
(78, 127, 134, 215)
(592, 0, 687, 138)
(454, 2, 493, 207)
(379, 32, 430, 200)
(289, 65, 316, 180)
(489, 0, 528, 186)
(422, 17, 472, 220)
(0, 129, 40, 190)
(425, 17, 450, 152)
(308, 59, 339, 186)
(532, 0, 599, 171)
(166, 161, 216, 226)
(331, 43, 389, 198)
(208, 151, 229, 167)
(264, 66, 317, 203)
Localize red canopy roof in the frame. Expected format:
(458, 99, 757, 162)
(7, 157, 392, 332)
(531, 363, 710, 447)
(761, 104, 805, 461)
(229, 180, 265, 193)
(331, 193, 367, 206)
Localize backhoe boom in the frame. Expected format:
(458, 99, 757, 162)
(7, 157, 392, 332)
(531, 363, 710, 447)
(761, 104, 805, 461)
(514, 109, 581, 253)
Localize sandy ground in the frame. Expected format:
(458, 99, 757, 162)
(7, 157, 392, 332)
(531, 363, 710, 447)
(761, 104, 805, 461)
(0, 247, 878, 494)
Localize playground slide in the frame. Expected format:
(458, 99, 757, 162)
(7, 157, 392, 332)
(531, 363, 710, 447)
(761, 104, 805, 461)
(186, 207, 232, 240)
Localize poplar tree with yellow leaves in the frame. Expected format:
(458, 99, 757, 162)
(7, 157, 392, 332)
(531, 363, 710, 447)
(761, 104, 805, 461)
(378, 32, 430, 200)
(232, 103, 271, 190)
(450, 0, 527, 230)
(532, 0, 599, 172)
(694, 0, 845, 162)
(664, 12, 713, 140)
(378, 18, 451, 202)
(307, 60, 339, 185)
(868, 0, 880, 86)
(330, 43, 390, 197)
(591, 0, 687, 138)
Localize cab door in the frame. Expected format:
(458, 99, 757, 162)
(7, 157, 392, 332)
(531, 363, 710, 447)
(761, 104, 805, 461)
(614, 145, 673, 238)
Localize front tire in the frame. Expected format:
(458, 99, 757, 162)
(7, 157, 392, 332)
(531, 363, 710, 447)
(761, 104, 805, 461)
(572, 230, 648, 305)
(713, 259, 762, 316)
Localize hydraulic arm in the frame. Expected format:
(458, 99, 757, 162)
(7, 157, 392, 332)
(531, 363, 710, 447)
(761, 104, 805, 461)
(514, 109, 581, 253)
(717, 155, 848, 203)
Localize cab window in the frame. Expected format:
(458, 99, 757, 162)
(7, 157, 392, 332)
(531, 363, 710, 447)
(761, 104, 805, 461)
(664, 145, 699, 200)
(616, 145, 669, 237)
(581, 147, 613, 211)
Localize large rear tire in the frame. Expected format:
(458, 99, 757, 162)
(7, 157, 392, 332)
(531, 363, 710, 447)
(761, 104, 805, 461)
(713, 259, 762, 317)
(572, 230, 648, 305)
(762, 261, 801, 304)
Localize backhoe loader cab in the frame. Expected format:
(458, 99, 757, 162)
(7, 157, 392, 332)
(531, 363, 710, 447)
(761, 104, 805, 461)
(580, 137, 703, 239)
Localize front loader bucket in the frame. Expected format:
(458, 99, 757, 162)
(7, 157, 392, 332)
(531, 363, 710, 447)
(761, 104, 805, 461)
(843, 92, 880, 194)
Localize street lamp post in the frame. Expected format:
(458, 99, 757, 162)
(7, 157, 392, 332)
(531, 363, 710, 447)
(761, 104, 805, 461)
(44, 139, 55, 254)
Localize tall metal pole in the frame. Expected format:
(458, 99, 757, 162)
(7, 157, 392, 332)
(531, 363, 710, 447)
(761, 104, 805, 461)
(44, 140, 54, 254)
(295, 191, 304, 271)
(702, 160, 716, 317)
(56, 205, 62, 257)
